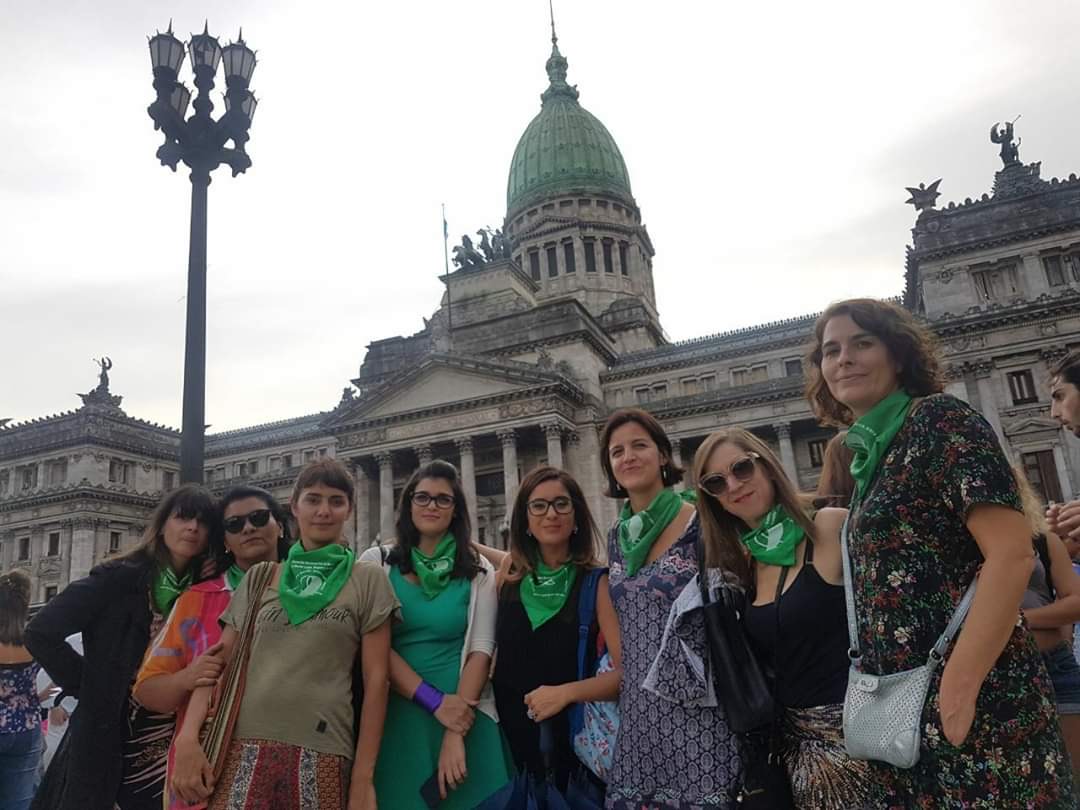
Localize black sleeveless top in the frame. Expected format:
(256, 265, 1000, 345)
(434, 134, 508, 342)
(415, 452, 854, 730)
(743, 538, 849, 709)
(492, 571, 597, 787)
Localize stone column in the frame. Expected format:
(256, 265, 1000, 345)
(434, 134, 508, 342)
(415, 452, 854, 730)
(455, 437, 478, 528)
(669, 438, 685, 490)
(61, 521, 73, 587)
(1053, 443, 1075, 502)
(973, 363, 1006, 446)
(29, 527, 43, 600)
(376, 452, 395, 544)
(0, 531, 13, 572)
(543, 423, 564, 469)
(497, 429, 520, 507)
(774, 423, 799, 485)
(416, 443, 433, 467)
(352, 461, 371, 551)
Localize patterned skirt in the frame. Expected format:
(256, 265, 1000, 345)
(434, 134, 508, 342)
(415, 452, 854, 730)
(207, 739, 350, 810)
(779, 703, 873, 810)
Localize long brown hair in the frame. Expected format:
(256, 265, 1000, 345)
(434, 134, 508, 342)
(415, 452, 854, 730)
(0, 569, 31, 646)
(122, 484, 218, 575)
(691, 428, 816, 587)
(815, 432, 855, 509)
(506, 466, 601, 583)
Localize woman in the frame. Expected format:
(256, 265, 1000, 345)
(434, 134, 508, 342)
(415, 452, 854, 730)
(1014, 469, 1080, 782)
(600, 408, 741, 808)
(693, 428, 871, 808)
(0, 570, 43, 810)
(27, 484, 216, 810)
(134, 485, 290, 809)
(814, 432, 854, 509)
(361, 459, 513, 809)
(172, 460, 398, 810)
(807, 297, 1076, 806)
(492, 465, 621, 793)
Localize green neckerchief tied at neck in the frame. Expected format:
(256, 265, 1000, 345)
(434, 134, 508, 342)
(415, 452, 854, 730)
(845, 389, 913, 499)
(278, 541, 354, 625)
(225, 563, 246, 591)
(152, 566, 192, 616)
(520, 561, 579, 630)
(618, 488, 695, 577)
(411, 533, 457, 599)
(740, 504, 805, 568)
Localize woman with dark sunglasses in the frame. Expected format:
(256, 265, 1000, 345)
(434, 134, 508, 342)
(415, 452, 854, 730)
(492, 466, 620, 798)
(692, 428, 870, 809)
(133, 486, 289, 809)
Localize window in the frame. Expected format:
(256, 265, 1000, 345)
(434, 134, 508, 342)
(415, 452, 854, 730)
(282, 454, 294, 469)
(971, 265, 1019, 300)
(584, 239, 597, 273)
(1006, 369, 1038, 405)
(1044, 256, 1067, 287)
(784, 358, 803, 377)
(546, 244, 558, 278)
(44, 585, 58, 602)
(235, 462, 247, 478)
(270, 456, 282, 472)
(47, 460, 67, 485)
(318, 448, 328, 458)
(109, 531, 122, 553)
(475, 471, 505, 496)
(634, 386, 650, 404)
(17, 537, 29, 561)
(303, 450, 315, 463)
(563, 241, 576, 274)
(528, 250, 541, 282)
(808, 438, 828, 468)
(682, 378, 702, 397)
(204, 469, 214, 484)
(249, 459, 259, 473)
(619, 242, 630, 276)
(1022, 450, 1064, 504)
(47, 532, 60, 557)
(19, 466, 36, 491)
(651, 383, 667, 400)
(108, 459, 129, 484)
(700, 374, 717, 391)
(0, 469, 8, 493)
(163, 471, 175, 491)
(732, 364, 768, 386)
(602, 239, 614, 273)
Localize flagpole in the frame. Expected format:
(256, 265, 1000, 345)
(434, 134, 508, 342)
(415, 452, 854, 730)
(442, 203, 453, 339)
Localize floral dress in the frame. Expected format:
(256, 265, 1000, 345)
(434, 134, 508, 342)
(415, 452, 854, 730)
(606, 511, 742, 809)
(848, 393, 1076, 808)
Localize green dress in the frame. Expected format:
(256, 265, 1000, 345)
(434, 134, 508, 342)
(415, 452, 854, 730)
(374, 568, 513, 809)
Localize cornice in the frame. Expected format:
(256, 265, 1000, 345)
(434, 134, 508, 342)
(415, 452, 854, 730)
(0, 483, 160, 514)
(926, 291, 1080, 337)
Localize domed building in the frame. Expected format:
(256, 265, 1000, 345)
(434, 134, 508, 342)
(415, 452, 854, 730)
(4, 29, 1080, 602)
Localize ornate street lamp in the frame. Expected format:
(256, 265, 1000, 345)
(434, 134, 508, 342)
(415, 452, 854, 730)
(147, 22, 257, 483)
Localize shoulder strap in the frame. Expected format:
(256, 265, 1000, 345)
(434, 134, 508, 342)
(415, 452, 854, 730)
(1035, 534, 1056, 601)
(803, 535, 816, 566)
(772, 565, 790, 697)
(569, 567, 607, 739)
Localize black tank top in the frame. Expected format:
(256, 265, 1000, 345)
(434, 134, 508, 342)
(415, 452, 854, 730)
(743, 538, 849, 708)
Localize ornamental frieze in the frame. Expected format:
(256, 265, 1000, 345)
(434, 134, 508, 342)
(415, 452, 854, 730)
(38, 558, 61, 577)
(337, 428, 389, 451)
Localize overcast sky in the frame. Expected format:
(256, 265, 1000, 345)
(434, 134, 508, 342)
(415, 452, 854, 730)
(3, 1, 1079, 432)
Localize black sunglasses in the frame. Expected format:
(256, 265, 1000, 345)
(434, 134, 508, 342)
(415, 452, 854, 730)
(698, 453, 760, 497)
(223, 509, 273, 535)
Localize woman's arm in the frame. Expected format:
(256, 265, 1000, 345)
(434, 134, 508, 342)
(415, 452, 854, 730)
(472, 543, 508, 572)
(133, 641, 224, 713)
(349, 620, 391, 810)
(1023, 533, 1080, 629)
(810, 507, 847, 585)
(939, 504, 1034, 746)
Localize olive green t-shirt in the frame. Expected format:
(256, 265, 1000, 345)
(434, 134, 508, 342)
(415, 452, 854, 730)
(220, 560, 399, 759)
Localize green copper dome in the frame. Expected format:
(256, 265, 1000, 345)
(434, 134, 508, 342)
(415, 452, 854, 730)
(507, 39, 633, 217)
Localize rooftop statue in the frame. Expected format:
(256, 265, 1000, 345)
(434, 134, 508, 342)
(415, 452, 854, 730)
(905, 179, 942, 212)
(95, 356, 113, 392)
(79, 356, 123, 409)
(452, 234, 486, 270)
(990, 121, 1021, 166)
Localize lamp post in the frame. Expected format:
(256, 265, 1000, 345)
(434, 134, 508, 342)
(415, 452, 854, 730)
(147, 22, 257, 483)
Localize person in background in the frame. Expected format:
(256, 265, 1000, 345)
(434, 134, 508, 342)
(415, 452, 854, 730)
(1047, 351, 1080, 541)
(0, 570, 43, 810)
(37, 632, 82, 770)
(814, 432, 855, 509)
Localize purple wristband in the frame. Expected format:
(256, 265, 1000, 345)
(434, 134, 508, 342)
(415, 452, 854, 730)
(413, 681, 445, 714)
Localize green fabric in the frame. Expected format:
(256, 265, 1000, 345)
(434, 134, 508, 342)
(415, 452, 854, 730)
(845, 389, 913, 499)
(225, 563, 245, 591)
(618, 488, 694, 576)
(278, 541, 355, 625)
(739, 504, 805, 567)
(410, 533, 457, 599)
(152, 566, 191, 616)
(519, 562, 579, 630)
(376, 569, 513, 809)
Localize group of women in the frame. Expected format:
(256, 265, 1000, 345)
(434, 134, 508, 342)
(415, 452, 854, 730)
(3, 296, 1080, 809)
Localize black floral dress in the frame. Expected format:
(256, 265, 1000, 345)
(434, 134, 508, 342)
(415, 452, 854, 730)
(848, 393, 1076, 808)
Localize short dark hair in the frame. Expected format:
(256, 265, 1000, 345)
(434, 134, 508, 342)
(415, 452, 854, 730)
(0, 569, 31, 645)
(123, 484, 219, 577)
(507, 466, 601, 580)
(291, 459, 355, 506)
(1050, 351, 1080, 388)
(212, 485, 293, 568)
(388, 459, 481, 581)
(599, 408, 683, 497)
(806, 298, 944, 426)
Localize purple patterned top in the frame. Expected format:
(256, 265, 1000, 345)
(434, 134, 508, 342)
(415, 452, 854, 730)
(0, 660, 41, 734)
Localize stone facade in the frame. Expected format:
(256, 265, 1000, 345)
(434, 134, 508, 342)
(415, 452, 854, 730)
(5, 44, 1080, 603)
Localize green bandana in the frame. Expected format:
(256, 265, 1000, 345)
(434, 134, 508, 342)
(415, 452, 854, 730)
(618, 489, 694, 576)
(278, 541, 354, 625)
(225, 564, 246, 591)
(411, 533, 457, 599)
(520, 562, 579, 630)
(739, 504, 805, 567)
(845, 389, 913, 500)
(152, 566, 192, 616)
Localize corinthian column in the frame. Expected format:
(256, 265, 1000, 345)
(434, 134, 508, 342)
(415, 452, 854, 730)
(455, 437, 478, 528)
(774, 423, 799, 485)
(376, 452, 395, 543)
(543, 422, 564, 469)
(497, 429, 519, 507)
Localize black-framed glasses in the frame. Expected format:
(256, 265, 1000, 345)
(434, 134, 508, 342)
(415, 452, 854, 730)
(698, 453, 760, 497)
(412, 492, 455, 510)
(223, 509, 272, 535)
(526, 496, 574, 516)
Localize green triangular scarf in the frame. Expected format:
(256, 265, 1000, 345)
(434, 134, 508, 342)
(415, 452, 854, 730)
(411, 533, 457, 599)
(618, 489, 695, 576)
(278, 541, 354, 625)
(739, 504, 805, 567)
(225, 563, 245, 591)
(845, 389, 913, 499)
(152, 566, 192, 616)
(520, 562, 579, 630)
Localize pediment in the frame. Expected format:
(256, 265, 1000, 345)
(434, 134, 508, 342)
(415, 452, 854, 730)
(1003, 416, 1062, 436)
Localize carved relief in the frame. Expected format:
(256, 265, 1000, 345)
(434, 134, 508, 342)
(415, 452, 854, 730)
(1040, 323, 1059, 336)
(38, 558, 61, 577)
(337, 428, 389, 450)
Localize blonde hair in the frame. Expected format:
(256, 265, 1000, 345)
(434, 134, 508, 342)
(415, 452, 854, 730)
(1010, 464, 1048, 536)
(691, 428, 817, 586)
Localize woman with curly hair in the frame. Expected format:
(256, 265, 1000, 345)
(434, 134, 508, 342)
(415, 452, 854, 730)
(807, 297, 1076, 807)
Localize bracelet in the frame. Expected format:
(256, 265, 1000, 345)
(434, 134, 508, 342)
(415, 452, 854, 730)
(412, 681, 445, 714)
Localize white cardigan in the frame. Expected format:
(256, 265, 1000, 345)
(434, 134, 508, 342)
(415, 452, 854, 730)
(359, 545, 499, 722)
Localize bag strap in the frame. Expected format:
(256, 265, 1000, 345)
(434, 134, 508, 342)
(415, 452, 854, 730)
(569, 567, 607, 739)
(841, 514, 977, 669)
(1035, 534, 1056, 601)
